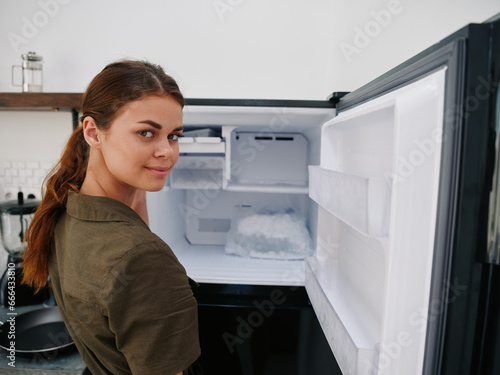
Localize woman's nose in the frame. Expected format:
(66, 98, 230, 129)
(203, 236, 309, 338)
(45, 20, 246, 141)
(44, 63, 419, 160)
(154, 138, 176, 158)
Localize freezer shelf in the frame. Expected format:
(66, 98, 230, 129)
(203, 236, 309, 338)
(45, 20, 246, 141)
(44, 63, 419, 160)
(178, 136, 225, 153)
(225, 182, 309, 194)
(171, 240, 306, 286)
(308, 165, 391, 237)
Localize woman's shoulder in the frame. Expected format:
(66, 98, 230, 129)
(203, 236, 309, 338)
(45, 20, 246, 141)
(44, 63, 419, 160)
(64, 191, 159, 250)
(55, 200, 184, 304)
(58, 192, 177, 279)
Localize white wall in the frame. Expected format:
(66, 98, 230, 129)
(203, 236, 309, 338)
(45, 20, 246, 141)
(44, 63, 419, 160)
(0, 0, 336, 99)
(330, 0, 500, 91)
(1, 0, 499, 98)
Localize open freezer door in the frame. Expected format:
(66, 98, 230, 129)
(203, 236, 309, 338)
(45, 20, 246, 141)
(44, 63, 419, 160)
(305, 68, 448, 375)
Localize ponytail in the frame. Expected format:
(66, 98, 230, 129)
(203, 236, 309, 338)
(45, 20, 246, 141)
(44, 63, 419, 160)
(22, 126, 89, 291)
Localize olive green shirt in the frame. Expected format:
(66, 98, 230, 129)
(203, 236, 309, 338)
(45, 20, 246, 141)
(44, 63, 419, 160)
(49, 192, 200, 375)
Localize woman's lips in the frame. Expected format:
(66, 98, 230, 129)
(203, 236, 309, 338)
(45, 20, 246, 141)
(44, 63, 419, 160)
(145, 166, 170, 176)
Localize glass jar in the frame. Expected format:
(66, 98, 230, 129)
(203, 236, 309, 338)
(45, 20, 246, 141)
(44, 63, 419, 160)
(11, 51, 43, 93)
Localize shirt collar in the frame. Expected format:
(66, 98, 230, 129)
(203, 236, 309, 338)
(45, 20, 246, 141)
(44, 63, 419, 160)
(66, 191, 148, 228)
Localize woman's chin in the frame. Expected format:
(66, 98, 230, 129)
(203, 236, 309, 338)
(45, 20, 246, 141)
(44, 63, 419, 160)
(145, 181, 168, 192)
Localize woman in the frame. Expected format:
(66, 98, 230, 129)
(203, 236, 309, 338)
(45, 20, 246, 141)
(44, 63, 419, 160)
(22, 60, 201, 375)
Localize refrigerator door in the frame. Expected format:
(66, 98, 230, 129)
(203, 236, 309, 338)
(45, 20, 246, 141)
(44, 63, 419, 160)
(307, 17, 500, 375)
(307, 68, 447, 375)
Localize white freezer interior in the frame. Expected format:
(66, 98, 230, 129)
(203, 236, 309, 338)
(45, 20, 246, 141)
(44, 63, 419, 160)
(306, 69, 447, 374)
(147, 105, 335, 285)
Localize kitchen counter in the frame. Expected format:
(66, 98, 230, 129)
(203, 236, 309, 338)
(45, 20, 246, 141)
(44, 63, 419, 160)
(0, 304, 86, 375)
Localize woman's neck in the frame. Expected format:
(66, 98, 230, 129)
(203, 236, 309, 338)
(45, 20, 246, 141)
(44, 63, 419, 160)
(79, 151, 149, 225)
(79, 173, 149, 225)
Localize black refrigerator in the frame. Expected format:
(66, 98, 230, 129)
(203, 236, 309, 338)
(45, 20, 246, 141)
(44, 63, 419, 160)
(147, 14, 500, 375)
(305, 13, 500, 375)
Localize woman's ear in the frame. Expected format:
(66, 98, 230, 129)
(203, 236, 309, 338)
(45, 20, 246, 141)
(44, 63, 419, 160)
(82, 116, 101, 148)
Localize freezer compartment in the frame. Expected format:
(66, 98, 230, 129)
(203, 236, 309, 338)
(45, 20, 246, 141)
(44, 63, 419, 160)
(174, 126, 312, 194)
(148, 187, 313, 285)
(171, 125, 315, 260)
(171, 130, 226, 189)
(309, 166, 391, 237)
(148, 104, 335, 285)
(184, 190, 310, 248)
(159, 124, 316, 284)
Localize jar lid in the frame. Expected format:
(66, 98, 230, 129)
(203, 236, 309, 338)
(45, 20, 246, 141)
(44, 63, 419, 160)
(21, 51, 43, 62)
(0, 194, 40, 215)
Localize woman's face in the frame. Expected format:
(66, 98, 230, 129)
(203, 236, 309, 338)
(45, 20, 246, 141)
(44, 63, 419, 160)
(97, 95, 183, 193)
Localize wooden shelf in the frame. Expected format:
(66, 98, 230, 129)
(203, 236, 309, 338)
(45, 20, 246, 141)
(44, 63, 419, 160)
(0, 92, 82, 111)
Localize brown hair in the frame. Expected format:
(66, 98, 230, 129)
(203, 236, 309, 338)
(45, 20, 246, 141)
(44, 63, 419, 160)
(22, 60, 185, 291)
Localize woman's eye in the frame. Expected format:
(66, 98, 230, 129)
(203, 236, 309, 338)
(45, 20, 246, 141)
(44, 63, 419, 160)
(139, 130, 154, 138)
(168, 134, 182, 141)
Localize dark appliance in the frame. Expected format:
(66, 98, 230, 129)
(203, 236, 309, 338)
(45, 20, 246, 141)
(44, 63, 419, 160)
(0, 192, 49, 306)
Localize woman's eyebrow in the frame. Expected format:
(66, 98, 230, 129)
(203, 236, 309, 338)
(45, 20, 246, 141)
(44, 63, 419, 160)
(138, 120, 162, 129)
(137, 121, 183, 133)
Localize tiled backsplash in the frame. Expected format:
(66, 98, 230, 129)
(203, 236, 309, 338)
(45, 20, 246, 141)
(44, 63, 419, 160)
(0, 159, 53, 202)
(0, 159, 53, 266)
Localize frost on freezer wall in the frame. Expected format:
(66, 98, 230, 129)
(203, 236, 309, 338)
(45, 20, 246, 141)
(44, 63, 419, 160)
(225, 208, 313, 260)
